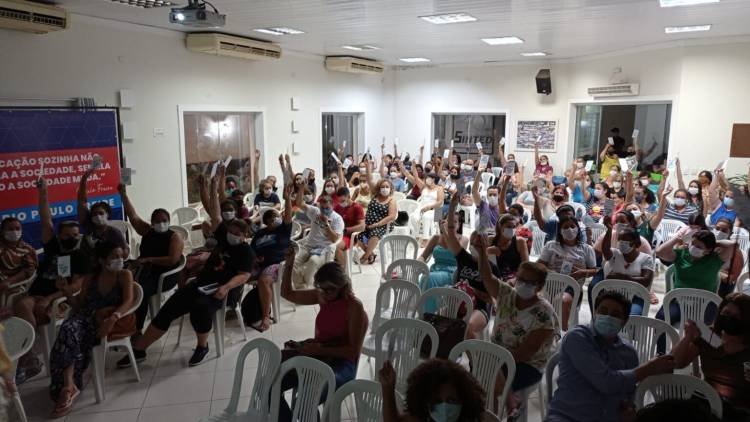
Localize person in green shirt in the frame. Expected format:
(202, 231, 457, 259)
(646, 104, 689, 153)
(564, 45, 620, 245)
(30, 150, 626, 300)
(655, 229, 734, 325)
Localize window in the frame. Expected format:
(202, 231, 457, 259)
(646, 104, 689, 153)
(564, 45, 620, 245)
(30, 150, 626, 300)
(432, 114, 506, 162)
(573, 103, 671, 172)
(182, 112, 261, 204)
(322, 113, 363, 178)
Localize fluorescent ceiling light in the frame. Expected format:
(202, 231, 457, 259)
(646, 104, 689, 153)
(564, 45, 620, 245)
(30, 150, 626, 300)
(664, 24, 711, 33)
(109, 0, 176, 7)
(520, 52, 547, 57)
(419, 12, 477, 25)
(482, 36, 524, 45)
(341, 45, 380, 51)
(254, 27, 305, 36)
(659, 0, 719, 7)
(399, 57, 431, 63)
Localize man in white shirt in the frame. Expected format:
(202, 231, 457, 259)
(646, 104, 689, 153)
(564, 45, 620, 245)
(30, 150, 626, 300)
(293, 190, 344, 288)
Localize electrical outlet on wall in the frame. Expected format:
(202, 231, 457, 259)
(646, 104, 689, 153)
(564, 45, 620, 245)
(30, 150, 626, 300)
(153, 128, 165, 139)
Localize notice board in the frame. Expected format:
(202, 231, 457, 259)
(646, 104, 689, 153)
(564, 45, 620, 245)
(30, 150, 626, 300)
(0, 108, 123, 249)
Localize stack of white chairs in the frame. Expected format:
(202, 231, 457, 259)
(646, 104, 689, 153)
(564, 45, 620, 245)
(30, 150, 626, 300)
(385, 259, 429, 290)
(448, 340, 514, 418)
(374, 318, 438, 398)
(270, 356, 336, 422)
(362, 280, 421, 361)
(378, 235, 419, 280)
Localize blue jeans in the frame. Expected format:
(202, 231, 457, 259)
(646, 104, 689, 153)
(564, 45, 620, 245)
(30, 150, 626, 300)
(277, 357, 356, 422)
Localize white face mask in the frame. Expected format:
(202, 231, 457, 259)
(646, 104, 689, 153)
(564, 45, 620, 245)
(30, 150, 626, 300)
(617, 241, 633, 254)
(515, 282, 537, 300)
(3, 230, 21, 242)
(461, 164, 473, 172)
(613, 182, 622, 189)
(640, 179, 650, 186)
(92, 214, 108, 226)
(540, 160, 548, 165)
(502, 227, 515, 239)
(227, 233, 243, 246)
(673, 198, 686, 207)
(389, 172, 399, 179)
(594, 189, 605, 199)
(107, 258, 124, 272)
(576, 162, 584, 169)
(630, 210, 642, 219)
(153, 222, 169, 233)
(487, 196, 499, 207)
(561, 227, 578, 241)
(689, 245, 705, 258)
(688, 187, 699, 196)
(325, 186, 335, 194)
(222, 211, 236, 221)
(273, 217, 283, 226)
(380, 187, 391, 196)
(304, 194, 314, 203)
(610, 170, 618, 176)
(359, 167, 366, 173)
(713, 229, 729, 241)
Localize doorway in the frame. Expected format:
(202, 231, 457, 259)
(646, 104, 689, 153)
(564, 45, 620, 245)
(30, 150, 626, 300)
(432, 113, 506, 162)
(322, 112, 364, 178)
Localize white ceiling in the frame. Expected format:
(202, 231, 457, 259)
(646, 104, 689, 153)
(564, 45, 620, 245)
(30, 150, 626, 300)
(52, 0, 750, 65)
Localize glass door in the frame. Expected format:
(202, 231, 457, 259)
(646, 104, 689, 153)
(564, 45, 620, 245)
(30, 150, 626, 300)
(573, 105, 603, 165)
(322, 113, 360, 178)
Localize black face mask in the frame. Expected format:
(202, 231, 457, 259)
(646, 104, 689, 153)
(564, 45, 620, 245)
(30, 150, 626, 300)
(450, 174, 459, 180)
(60, 237, 80, 251)
(553, 194, 564, 202)
(308, 178, 315, 184)
(714, 314, 744, 336)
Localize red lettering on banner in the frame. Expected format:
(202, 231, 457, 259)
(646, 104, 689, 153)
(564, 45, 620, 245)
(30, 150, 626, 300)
(0, 147, 120, 209)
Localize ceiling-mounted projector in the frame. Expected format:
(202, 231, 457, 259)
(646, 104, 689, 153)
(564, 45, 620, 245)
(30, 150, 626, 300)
(169, 0, 225, 28)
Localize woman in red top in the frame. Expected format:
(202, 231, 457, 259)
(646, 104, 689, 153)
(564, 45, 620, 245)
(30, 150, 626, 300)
(278, 251, 368, 422)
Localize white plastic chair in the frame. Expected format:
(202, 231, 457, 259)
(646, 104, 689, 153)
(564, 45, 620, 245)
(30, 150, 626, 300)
(662, 288, 722, 337)
(635, 374, 723, 418)
(147, 255, 187, 319)
(269, 356, 336, 422)
(622, 316, 680, 363)
(176, 281, 247, 357)
(653, 219, 686, 247)
(172, 207, 200, 229)
(40, 293, 77, 372)
(459, 204, 477, 233)
(378, 235, 419, 278)
(528, 229, 547, 262)
(243, 193, 257, 209)
(169, 225, 192, 252)
(397, 199, 419, 215)
(322, 379, 383, 422)
(374, 318, 439, 396)
(2, 317, 34, 422)
(481, 172, 496, 190)
(737, 271, 749, 293)
(347, 230, 363, 277)
(109, 220, 139, 259)
(543, 352, 562, 414)
(415, 288, 473, 326)
(449, 340, 515, 416)
(541, 273, 581, 331)
(384, 259, 429, 290)
(362, 280, 421, 360)
(392, 191, 406, 202)
(91, 283, 143, 403)
(592, 279, 652, 316)
(588, 223, 607, 245)
(566, 202, 587, 220)
(202, 338, 281, 422)
(291, 221, 302, 240)
(1, 270, 36, 307)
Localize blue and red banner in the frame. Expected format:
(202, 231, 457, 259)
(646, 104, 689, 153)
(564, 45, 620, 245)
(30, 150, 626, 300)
(0, 109, 122, 249)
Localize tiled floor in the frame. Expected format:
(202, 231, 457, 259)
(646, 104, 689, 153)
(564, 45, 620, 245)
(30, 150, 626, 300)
(17, 257, 669, 422)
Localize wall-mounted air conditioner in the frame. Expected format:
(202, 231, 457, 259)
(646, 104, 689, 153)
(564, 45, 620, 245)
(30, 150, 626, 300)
(0, 0, 69, 34)
(186, 33, 282, 60)
(587, 83, 640, 97)
(325, 56, 385, 75)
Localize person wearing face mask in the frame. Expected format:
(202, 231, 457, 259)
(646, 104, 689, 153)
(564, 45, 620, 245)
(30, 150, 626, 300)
(534, 142, 553, 176)
(486, 214, 529, 281)
(442, 194, 499, 339)
(406, 169, 444, 242)
(404, 161, 425, 201)
(125, 219, 254, 369)
(77, 169, 128, 258)
(0, 217, 37, 298)
(419, 211, 467, 295)
(709, 174, 738, 226)
(672, 293, 750, 420)
(637, 170, 660, 197)
(291, 187, 317, 230)
(352, 171, 373, 211)
(599, 140, 620, 177)
(334, 187, 366, 268)
(712, 218, 744, 298)
(245, 186, 295, 332)
(585, 181, 610, 221)
(655, 230, 734, 344)
(253, 179, 282, 210)
(293, 190, 345, 287)
(117, 184, 183, 337)
(533, 192, 588, 245)
(600, 222, 655, 315)
(356, 179, 398, 265)
(318, 178, 341, 207)
(627, 186, 671, 248)
(459, 159, 476, 185)
(546, 291, 676, 422)
(472, 172, 502, 235)
(380, 358, 486, 422)
(477, 242, 557, 418)
(664, 189, 699, 225)
(538, 216, 597, 331)
(12, 179, 81, 384)
(306, 168, 317, 196)
(49, 242, 134, 417)
(279, 256, 368, 422)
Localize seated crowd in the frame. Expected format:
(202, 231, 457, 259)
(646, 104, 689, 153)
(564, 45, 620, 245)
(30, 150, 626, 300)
(1, 137, 749, 421)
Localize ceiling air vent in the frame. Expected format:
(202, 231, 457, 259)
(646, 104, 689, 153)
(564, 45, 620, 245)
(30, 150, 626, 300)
(587, 83, 640, 97)
(325, 56, 384, 75)
(0, 0, 69, 34)
(186, 32, 282, 60)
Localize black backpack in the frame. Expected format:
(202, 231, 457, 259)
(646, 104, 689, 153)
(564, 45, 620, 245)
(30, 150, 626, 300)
(240, 287, 263, 326)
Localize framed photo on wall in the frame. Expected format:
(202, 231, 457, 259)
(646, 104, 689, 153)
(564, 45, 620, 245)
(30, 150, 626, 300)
(515, 120, 557, 151)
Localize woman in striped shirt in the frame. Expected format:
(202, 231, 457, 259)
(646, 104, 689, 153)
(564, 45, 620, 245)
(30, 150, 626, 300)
(663, 188, 699, 225)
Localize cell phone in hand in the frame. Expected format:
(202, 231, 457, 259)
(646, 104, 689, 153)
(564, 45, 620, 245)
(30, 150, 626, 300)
(198, 283, 219, 295)
(608, 137, 614, 145)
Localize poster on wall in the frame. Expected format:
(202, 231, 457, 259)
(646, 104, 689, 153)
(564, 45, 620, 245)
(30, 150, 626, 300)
(0, 108, 123, 249)
(515, 120, 557, 151)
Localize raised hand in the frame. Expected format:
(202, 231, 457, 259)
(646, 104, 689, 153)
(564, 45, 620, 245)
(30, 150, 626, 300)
(36, 176, 48, 193)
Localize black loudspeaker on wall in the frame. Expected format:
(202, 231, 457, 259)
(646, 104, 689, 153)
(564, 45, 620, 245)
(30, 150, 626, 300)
(536, 69, 552, 95)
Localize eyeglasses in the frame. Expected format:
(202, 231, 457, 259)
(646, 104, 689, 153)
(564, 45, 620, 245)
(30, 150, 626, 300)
(314, 284, 339, 294)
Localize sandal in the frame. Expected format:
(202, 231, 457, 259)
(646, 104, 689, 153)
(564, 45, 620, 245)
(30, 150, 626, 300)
(367, 254, 377, 265)
(51, 386, 80, 418)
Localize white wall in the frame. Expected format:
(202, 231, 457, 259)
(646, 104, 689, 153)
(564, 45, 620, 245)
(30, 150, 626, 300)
(0, 15, 392, 215)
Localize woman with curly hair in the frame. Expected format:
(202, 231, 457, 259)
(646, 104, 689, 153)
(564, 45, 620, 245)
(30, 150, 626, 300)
(380, 358, 486, 422)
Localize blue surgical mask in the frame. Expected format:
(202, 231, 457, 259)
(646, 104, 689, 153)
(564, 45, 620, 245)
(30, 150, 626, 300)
(321, 207, 333, 216)
(429, 402, 462, 422)
(593, 314, 623, 338)
(724, 197, 734, 208)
